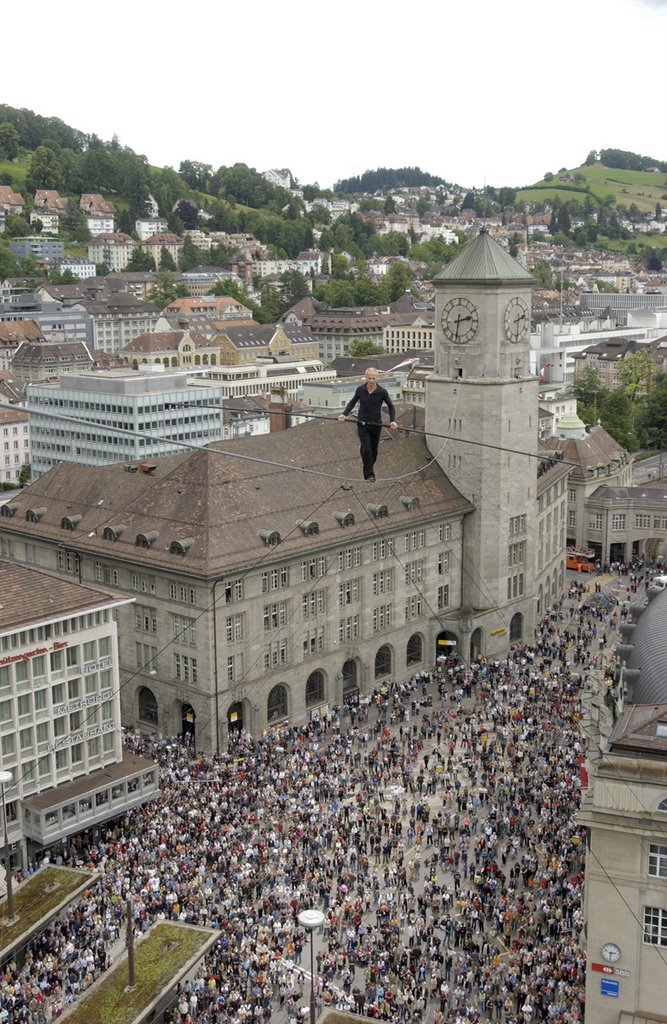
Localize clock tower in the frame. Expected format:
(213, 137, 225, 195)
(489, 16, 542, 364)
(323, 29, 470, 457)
(425, 230, 538, 658)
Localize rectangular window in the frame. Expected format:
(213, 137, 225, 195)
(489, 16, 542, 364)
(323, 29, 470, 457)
(57, 549, 80, 576)
(648, 844, 667, 879)
(261, 566, 290, 592)
(302, 591, 324, 619)
(588, 513, 603, 530)
(437, 552, 449, 576)
(611, 513, 626, 531)
(372, 604, 393, 631)
(568, 489, 576, 502)
(372, 570, 394, 596)
(173, 614, 197, 645)
(508, 541, 526, 566)
(403, 530, 426, 552)
(338, 615, 359, 642)
(338, 579, 360, 606)
(405, 596, 422, 620)
(567, 510, 576, 528)
(174, 654, 198, 684)
(303, 626, 325, 656)
(263, 639, 288, 669)
(226, 613, 244, 642)
(437, 584, 450, 610)
(220, 579, 244, 603)
(337, 547, 362, 570)
(438, 523, 451, 542)
(226, 653, 243, 682)
(264, 601, 287, 631)
(300, 557, 327, 581)
(507, 573, 525, 599)
(644, 906, 667, 946)
(405, 560, 424, 585)
(635, 513, 651, 529)
(94, 562, 119, 585)
(654, 515, 667, 530)
(135, 605, 157, 633)
(371, 539, 394, 561)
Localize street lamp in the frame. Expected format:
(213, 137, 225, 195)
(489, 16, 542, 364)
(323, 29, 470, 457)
(0, 770, 15, 923)
(298, 908, 325, 1024)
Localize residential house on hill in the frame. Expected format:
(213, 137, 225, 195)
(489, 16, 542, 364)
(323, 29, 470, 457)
(34, 190, 69, 211)
(140, 233, 184, 268)
(80, 194, 116, 236)
(281, 296, 393, 362)
(0, 186, 24, 216)
(573, 336, 666, 391)
(88, 233, 137, 273)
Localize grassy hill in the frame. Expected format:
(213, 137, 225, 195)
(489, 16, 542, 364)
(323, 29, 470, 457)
(517, 163, 667, 214)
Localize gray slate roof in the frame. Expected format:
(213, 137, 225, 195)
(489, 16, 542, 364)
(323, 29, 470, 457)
(622, 588, 667, 706)
(433, 230, 534, 286)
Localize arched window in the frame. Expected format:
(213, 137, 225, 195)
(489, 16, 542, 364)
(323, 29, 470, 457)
(658, 797, 667, 812)
(306, 671, 324, 707)
(509, 612, 523, 643)
(138, 687, 158, 724)
(406, 634, 422, 667)
(267, 684, 288, 723)
(375, 645, 392, 679)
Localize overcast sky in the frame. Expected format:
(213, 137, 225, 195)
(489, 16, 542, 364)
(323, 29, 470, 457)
(4, 0, 666, 191)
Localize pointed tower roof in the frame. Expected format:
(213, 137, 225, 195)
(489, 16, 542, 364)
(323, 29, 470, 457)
(434, 229, 534, 286)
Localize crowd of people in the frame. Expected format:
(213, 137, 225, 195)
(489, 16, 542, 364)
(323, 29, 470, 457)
(0, 570, 647, 1024)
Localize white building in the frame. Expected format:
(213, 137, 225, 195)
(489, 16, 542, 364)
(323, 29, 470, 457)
(202, 359, 335, 401)
(27, 368, 225, 478)
(55, 257, 97, 280)
(0, 406, 30, 485)
(136, 218, 168, 242)
(86, 214, 115, 236)
(0, 559, 158, 865)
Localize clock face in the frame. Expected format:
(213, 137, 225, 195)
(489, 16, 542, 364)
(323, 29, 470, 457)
(441, 297, 479, 345)
(601, 942, 621, 963)
(504, 297, 529, 343)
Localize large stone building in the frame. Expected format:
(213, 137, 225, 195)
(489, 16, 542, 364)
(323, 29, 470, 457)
(0, 232, 569, 751)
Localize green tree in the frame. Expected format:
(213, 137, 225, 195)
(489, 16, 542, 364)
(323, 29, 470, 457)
(617, 349, 656, 403)
(584, 150, 597, 166)
(0, 245, 18, 278)
(0, 122, 20, 160)
(383, 195, 396, 215)
(159, 246, 177, 271)
(530, 260, 552, 287)
(385, 261, 413, 301)
(279, 269, 310, 308)
(637, 373, 667, 449)
(148, 271, 179, 308)
(571, 365, 605, 424)
(127, 247, 156, 272)
(179, 234, 201, 272)
(348, 339, 385, 357)
(3, 214, 31, 238)
(599, 389, 637, 450)
(26, 145, 64, 193)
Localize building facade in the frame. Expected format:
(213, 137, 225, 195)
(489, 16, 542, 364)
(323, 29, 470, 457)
(0, 559, 158, 866)
(0, 406, 30, 485)
(27, 368, 225, 477)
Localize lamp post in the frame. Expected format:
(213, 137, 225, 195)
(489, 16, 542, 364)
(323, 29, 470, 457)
(298, 908, 325, 1024)
(0, 770, 15, 923)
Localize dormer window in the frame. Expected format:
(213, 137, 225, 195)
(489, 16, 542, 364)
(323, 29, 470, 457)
(61, 514, 82, 531)
(296, 520, 319, 536)
(103, 525, 126, 542)
(26, 507, 46, 523)
(258, 529, 281, 547)
(170, 538, 194, 556)
(333, 511, 355, 527)
(400, 496, 420, 512)
(136, 530, 159, 548)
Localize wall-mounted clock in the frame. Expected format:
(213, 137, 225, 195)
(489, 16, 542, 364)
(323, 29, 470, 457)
(504, 297, 529, 343)
(441, 297, 479, 344)
(601, 942, 621, 963)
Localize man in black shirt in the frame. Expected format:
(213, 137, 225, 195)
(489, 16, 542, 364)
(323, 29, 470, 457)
(338, 368, 397, 482)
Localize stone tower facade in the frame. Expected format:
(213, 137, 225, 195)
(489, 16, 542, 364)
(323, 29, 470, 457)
(425, 230, 539, 659)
